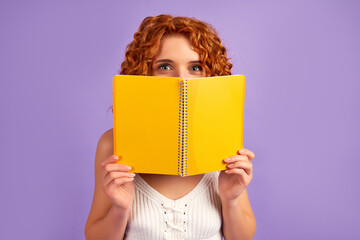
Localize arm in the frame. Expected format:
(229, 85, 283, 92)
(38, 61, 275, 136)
(84, 129, 133, 240)
(222, 189, 256, 240)
(219, 148, 257, 240)
(85, 206, 129, 240)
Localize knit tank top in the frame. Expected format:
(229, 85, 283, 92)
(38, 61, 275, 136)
(123, 171, 223, 240)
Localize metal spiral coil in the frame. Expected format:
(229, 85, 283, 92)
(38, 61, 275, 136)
(177, 78, 188, 177)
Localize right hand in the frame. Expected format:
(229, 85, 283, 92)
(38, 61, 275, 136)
(100, 155, 135, 211)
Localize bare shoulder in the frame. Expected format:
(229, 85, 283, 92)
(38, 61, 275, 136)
(98, 128, 114, 151)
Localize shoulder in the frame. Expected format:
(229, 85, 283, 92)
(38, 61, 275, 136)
(96, 128, 114, 153)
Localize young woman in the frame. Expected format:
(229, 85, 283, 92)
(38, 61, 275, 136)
(85, 14, 256, 240)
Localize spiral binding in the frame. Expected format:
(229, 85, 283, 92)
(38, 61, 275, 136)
(177, 78, 188, 177)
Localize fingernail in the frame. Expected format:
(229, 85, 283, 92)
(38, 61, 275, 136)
(129, 173, 135, 176)
(126, 166, 132, 171)
(239, 149, 245, 153)
(113, 155, 119, 160)
(224, 158, 231, 162)
(227, 163, 234, 168)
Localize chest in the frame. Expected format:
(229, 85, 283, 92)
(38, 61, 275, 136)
(124, 172, 223, 240)
(139, 173, 205, 200)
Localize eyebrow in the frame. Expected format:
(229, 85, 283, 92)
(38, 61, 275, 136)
(154, 59, 202, 64)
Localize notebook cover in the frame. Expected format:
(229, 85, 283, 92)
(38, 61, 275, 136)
(112, 75, 245, 176)
(186, 75, 245, 175)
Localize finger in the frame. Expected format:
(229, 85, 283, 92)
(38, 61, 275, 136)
(224, 168, 249, 179)
(103, 163, 133, 180)
(224, 168, 252, 185)
(112, 177, 134, 186)
(105, 163, 132, 172)
(101, 155, 119, 167)
(227, 161, 253, 175)
(223, 155, 248, 164)
(238, 149, 255, 161)
(101, 155, 120, 179)
(104, 171, 135, 186)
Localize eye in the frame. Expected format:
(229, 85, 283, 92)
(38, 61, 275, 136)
(190, 65, 203, 71)
(158, 64, 172, 70)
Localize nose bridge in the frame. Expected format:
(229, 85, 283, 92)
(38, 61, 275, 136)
(177, 65, 188, 78)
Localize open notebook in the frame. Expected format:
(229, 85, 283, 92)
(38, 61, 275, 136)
(113, 75, 245, 176)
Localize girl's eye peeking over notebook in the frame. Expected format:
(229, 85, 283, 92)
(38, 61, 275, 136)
(151, 34, 207, 78)
(158, 64, 171, 70)
(190, 65, 203, 71)
(157, 64, 203, 72)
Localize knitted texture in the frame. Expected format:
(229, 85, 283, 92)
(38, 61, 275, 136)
(124, 171, 223, 240)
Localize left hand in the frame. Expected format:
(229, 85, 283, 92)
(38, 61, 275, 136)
(218, 148, 255, 202)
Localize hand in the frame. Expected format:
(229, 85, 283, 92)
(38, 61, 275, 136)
(100, 155, 135, 211)
(218, 148, 255, 203)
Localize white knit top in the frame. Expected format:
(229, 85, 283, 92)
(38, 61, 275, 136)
(123, 171, 223, 240)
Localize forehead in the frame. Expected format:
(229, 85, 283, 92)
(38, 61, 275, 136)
(155, 34, 200, 60)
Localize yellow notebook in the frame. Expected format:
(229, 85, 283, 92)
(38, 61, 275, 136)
(113, 74, 245, 176)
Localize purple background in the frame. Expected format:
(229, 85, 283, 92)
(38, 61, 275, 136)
(1, 0, 359, 239)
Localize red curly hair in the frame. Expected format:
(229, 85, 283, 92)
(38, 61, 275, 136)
(119, 14, 232, 76)
(108, 14, 233, 113)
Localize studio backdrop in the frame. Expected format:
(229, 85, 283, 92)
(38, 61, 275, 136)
(1, 0, 359, 239)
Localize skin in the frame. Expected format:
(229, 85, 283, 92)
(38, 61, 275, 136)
(85, 34, 256, 240)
